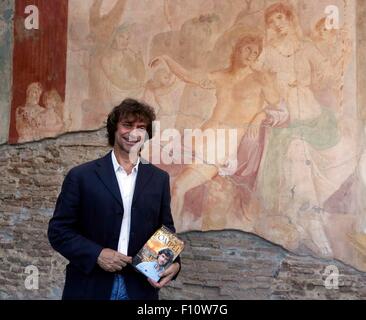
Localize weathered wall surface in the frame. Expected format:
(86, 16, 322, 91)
(0, 0, 13, 144)
(1, 129, 366, 300)
(358, 0, 366, 122)
(0, 131, 110, 299)
(6, 0, 366, 271)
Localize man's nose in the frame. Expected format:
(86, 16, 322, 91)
(128, 128, 146, 140)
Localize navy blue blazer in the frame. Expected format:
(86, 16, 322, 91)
(48, 151, 180, 300)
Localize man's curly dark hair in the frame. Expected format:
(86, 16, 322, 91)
(106, 98, 156, 147)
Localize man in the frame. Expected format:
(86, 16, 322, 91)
(48, 98, 180, 300)
(136, 248, 174, 282)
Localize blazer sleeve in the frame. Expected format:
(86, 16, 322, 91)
(159, 172, 181, 278)
(48, 169, 103, 275)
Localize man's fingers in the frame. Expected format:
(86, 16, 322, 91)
(113, 254, 132, 268)
(158, 275, 172, 288)
(115, 253, 132, 267)
(155, 262, 179, 287)
(98, 249, 133, 273)
(105, 265, 115, 272)
(113, 260, 127, 269)
(148, 278, 161, 289)
(125, 256, 133, 264)
(114, 259, 127, 268)
(159, 268, 172, 278)
(115, 253, 132, 264)
(114, 263, 123, 271)
(102, 262, 118, 272)
(160, 263, 179, 278)
(159, 270, 168, 278)
(147, 274, 173, 289)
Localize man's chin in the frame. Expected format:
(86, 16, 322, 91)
(125, 143, 143, 153)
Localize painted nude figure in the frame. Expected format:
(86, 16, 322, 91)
(151, 34, 283, 230)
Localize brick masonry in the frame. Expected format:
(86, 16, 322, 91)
(1, 128, 366, 300)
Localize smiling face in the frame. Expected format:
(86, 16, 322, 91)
(114, 115, 147, 155)
(157, 253, 170, 266)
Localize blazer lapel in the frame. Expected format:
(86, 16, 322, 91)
(94, 152, 123, 209)
(129, 160, 155, 256)
(132, 160, 154, 205)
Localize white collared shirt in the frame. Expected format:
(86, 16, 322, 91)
(111, 150, 140, 255)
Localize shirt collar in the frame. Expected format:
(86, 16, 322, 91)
(111, 150, 140, 174)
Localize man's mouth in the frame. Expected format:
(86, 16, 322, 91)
(123, 136, 141, 145)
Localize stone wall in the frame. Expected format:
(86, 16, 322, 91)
(0, 130, 110, 299)
(1, 129, 366, 300)
(166, 231, 366, 300)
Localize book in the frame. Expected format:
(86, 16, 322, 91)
(131, 225, 184, 282)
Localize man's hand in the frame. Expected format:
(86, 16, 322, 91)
(147, 262, 180, 289)
(97, 248, 132, 272)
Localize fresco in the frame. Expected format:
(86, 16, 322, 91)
(7, 0, 366, 271)
(8, 0, 68, 144)
(0, 0, 13, 144)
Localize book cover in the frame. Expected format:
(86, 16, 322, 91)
(132, 225, 184, 282)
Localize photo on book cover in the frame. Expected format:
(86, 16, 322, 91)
(132, 225, 184, 282)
